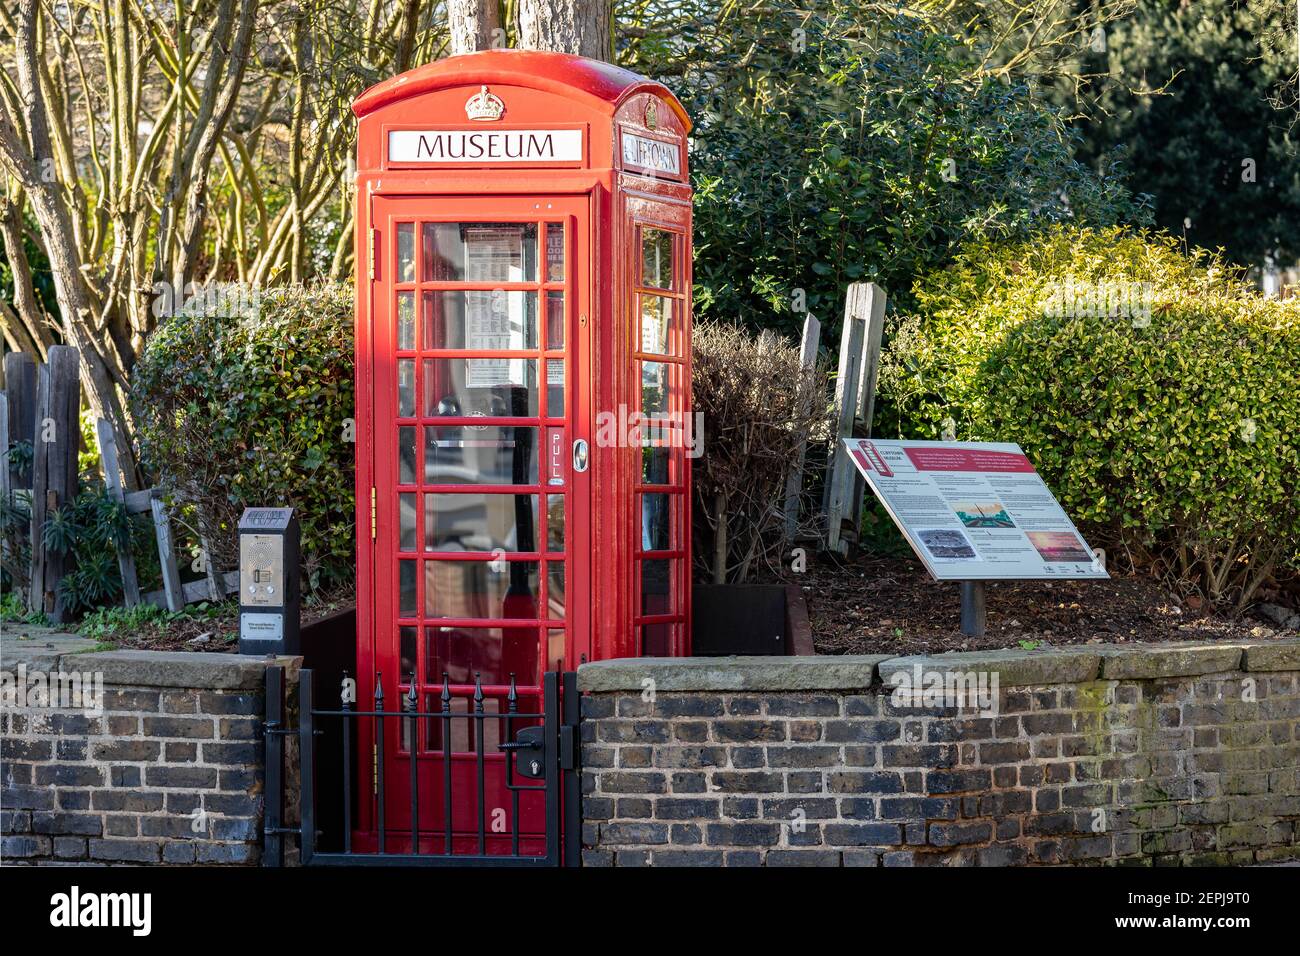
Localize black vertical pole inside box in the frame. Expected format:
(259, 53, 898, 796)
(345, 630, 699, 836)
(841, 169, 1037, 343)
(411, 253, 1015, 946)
(238, 507, 301, 656)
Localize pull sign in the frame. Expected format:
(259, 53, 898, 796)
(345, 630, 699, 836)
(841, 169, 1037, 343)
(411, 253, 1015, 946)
(572, 439, 589, 473)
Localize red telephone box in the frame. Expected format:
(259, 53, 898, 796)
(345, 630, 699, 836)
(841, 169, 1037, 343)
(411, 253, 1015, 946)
(351, 50, 692, 855)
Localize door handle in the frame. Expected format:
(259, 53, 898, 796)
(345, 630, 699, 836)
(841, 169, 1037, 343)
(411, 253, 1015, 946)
(501, 726, 547, 779)
(572, 438, 589, 473)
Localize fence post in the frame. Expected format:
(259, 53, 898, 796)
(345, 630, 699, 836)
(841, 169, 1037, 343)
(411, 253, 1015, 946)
(150, 492, 185, 612)
(782, 314, 821, 542)
(299, 669, 316, 865)
(3, 351, 37, 490)
(94, 417, 141, 607)
(264, 665, 284, 867)
(822, 283, 886, 554)
(847, 283, 887, 536)
(29, 346, 80, 620)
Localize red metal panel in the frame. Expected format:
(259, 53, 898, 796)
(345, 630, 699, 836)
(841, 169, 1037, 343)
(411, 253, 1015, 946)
(352, 50, 693, 849)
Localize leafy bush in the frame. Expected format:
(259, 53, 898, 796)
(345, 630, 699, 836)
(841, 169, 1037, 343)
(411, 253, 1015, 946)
(132, 284, 355, 591)
(880, 227, 1300, 607)
(41, 482, 158, 615)
(692, 321, 831, 583)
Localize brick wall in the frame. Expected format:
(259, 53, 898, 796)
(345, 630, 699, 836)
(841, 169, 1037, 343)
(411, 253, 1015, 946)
(578, 642, 1300, 866)
(1, 649, 294, 865)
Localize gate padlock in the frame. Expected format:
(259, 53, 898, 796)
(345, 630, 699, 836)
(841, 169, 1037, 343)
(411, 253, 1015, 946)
(500, 725, 547, 780)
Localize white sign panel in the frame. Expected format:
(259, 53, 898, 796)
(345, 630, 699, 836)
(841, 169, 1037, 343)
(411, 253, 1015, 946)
(388, 129, 583, 164)
(621, 132, 680, 175)
(845, 439, 1108, 581)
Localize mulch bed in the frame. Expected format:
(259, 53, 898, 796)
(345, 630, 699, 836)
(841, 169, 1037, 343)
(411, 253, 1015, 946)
(802, 556, 1300, 657)
(95, 588, 355, 653)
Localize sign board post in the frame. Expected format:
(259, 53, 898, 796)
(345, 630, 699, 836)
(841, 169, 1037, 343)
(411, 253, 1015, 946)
(238, 507, 301, 656)
(844, 439, 1107, 632)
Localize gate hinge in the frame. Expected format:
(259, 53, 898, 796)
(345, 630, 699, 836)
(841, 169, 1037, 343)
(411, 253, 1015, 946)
(367, 228, 376, 280)
(559, 724, 577, 771)
(370, 487, 376, 539)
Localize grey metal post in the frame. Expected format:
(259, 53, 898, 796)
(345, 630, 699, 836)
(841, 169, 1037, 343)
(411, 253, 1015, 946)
(960, 581, 986, 637)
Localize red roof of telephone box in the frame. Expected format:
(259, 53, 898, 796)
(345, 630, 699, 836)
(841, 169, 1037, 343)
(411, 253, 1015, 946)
(351, 48, 691, 130)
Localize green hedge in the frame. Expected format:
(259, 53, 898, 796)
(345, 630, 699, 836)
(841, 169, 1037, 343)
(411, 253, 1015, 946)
(132, 284, 355, 592)
(880, 227, 1300, 607)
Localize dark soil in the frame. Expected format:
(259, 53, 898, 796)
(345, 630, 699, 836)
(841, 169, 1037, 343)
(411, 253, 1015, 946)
(802, 556, 1300, 657)
(92, 587, 355, 653)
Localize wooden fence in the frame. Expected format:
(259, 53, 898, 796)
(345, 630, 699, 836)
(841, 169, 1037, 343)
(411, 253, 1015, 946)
(1, 348, 236, 623)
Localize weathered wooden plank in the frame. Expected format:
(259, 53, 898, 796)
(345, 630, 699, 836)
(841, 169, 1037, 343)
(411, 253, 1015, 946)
(197, 524, 224, 603)
(782, 314, 821, 540)
(3, 351, 36, 489)
(848, 283, 888, 535)
(822, 283, 888, 554)
(0, 391, 10, 584)
(123, 489, 154, 514)
(142, 570, 239, 610)
(29, 347, 80, 621)
(94, 417, 141, 607)
(822, 287, 868, 554)
(150, 494, 185, 613)
(0, 391, 10, 506)
(28, 363, 50, 615)
(853, 283, 888, 436)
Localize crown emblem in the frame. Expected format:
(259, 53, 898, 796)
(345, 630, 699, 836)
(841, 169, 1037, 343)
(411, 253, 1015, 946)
(645, 100, 659, 129)
(465, 85, 505, 122)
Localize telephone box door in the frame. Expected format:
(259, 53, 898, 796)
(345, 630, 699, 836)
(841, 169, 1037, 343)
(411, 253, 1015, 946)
(365, 194, 590, 853)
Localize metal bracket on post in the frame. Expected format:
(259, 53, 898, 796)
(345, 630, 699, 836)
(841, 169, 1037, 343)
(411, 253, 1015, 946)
(960, 581, 986, 637)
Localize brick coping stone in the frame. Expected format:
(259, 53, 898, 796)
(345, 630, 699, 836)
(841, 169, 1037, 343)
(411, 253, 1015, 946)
(577, 636, 1300, 691)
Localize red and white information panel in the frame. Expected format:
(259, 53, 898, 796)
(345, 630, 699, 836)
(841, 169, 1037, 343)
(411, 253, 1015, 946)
(845, 439, 1109, 581)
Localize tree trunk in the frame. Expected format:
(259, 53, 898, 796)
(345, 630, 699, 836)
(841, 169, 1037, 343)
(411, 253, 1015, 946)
(448, 0, 502, 55)
(517, 0, 612, 60)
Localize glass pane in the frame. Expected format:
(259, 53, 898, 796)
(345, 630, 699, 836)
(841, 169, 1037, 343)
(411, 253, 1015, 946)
(424, 358, 539, 418)
(546, 223, 565, 283)
(641, 446, 670, 485)
(640, 295, 673, 354)
(397, 223, 415, 283)
(545, 291, 565, 349)
(547, 563, 565, 620)
(424, 425, 538, 486)
(400, 625, 418, 681)
(399, 492, 417, 551)
(424, 698, 522, 754)
(399, 560, 417, 617)
(641, 493, 672, 551)
(641, 559, 672, 616)
(423, 222, 536, 282)
(641, 621, 673, 657)
(641, 361, 669, 416)
(425, 493, 539, 552)
(424, 560, 539, 619)
(546, 628, 566, 674)
(426, 626, 539, 686)
(397, 359, 416, 417)
(398, 426, 417, 484)
(642, 228, 674, 290)
(547, 494, 565, 552)
(422, 290, 536, 351)
(546, 361, 565, 418)
(397, 292, 416, 350)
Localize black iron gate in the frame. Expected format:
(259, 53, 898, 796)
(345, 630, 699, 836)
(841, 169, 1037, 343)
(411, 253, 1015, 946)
(263, 667, 581, 867)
